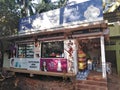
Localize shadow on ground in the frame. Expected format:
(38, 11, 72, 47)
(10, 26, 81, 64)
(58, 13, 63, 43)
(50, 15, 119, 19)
(0, 77, 21, 90)
(107, 74, 120, 90)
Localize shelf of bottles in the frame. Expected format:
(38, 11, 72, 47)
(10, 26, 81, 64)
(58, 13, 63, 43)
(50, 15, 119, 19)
(18, 43, 34, 58)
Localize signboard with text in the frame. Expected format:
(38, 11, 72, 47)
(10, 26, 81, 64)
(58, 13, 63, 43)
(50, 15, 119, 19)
(27, 58, 40, 71)
(11, 58, 40, 70)
(19, 0, 103, 34)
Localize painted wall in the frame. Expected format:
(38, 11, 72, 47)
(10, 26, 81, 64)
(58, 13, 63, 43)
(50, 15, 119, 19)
(109, 24, 120, 36)
(106, 24, 120, 75)
(3, 53, 10, 68)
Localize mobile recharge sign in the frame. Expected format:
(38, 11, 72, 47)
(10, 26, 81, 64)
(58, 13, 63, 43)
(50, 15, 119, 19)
(27, 58, 40, 71)
(19, 0, 103, 34)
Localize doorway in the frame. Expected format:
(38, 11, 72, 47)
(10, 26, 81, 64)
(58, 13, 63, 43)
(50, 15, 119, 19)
(105, 50, 117, 74)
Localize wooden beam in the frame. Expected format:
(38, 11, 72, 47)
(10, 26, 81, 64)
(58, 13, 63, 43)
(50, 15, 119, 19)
(3, 67, 76, 77)
(0, 22, 107, 41)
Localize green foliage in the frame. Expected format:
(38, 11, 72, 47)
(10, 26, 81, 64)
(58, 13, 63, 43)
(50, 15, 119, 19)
(0, 0, 68, 37)
(36, 0, 68, 13)
(17, 0, 68, 17)
(0, 0, 19, 37)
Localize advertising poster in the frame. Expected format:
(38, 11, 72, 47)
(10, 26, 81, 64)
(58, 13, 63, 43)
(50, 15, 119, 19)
(40, 58, 67, 73)
(13, 58, 28, 69)
(27, 58, 40, 71)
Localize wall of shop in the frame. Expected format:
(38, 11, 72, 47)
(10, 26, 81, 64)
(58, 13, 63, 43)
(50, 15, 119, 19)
(3, 53, 10, 68)
(105, 24, 120, 75)
(109, 24, 120, 37)
(115, 40, 120, 75)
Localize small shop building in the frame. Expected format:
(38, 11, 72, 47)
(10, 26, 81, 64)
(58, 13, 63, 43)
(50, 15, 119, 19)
(1, 0, 108, 89)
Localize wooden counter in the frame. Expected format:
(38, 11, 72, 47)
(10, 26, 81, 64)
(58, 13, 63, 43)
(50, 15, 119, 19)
(3, 67, 76, 77)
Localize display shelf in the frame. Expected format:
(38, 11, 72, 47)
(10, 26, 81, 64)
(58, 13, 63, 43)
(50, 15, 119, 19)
(17, 44, 34, 58)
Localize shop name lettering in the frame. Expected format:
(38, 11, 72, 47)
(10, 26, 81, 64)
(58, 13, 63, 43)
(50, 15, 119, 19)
(21, 18, 32, 24)
(74, 29, 101, 34)
(88, 29, 101, 33)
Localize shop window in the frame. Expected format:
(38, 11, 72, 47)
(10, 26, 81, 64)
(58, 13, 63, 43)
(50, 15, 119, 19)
(41, 41, 64, 58)
(17, 43, 34, 58)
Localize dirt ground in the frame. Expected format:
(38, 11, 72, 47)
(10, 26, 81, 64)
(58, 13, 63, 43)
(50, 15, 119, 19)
(0, 73, 120, 90)
(0, 77, 20, 90)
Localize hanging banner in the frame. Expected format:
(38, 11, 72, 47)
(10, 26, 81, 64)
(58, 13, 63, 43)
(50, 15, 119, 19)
(19, 0, 103, 34)
(64, 39, 77, 73)
(34, 41, 41, 58)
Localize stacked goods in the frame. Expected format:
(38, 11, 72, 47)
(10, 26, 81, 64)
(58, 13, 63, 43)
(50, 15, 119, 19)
(78, 50, 87, 71)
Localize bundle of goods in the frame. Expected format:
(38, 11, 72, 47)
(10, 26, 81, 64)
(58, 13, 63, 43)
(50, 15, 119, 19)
(78, 50, 87, 71)
(76, 69, 90, 80)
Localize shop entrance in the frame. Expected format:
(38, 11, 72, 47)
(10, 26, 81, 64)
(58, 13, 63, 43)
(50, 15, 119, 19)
(76, 38, 102, 80)
(105, 50, 117, 74)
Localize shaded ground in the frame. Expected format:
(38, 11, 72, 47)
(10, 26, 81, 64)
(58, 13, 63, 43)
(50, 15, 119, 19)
(0, 74, 74, 90)
(0, 77, 21, 90)
(107, 74, 120, 90)
(0, 73, 120, 90)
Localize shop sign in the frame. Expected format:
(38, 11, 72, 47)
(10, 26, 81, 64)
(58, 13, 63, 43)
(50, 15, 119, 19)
(40, 58, 67, 73)
(27, 58, 40, 71)
(19, 0, 103, 34)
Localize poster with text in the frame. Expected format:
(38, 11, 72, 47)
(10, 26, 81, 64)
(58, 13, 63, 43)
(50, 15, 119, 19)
(27, 58, 40, 71)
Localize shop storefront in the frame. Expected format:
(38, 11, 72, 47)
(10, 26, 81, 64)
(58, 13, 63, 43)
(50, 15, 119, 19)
(2, 25, 108, 80)
(2, 0, 108, 80)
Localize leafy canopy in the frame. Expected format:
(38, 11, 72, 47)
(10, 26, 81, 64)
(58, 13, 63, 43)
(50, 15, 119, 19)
(0, 0, 67, 37)
(0, 0, 19, 37)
